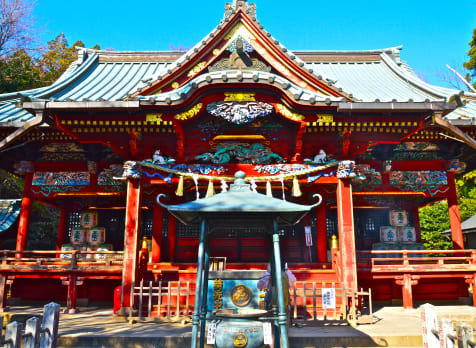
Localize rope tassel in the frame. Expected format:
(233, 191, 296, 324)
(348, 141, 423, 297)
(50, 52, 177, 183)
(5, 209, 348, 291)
(175, 176, 184, 196)
(266, 180, 272, 197)
(206, 179, 215, 198)
(292, 176, 302, 197)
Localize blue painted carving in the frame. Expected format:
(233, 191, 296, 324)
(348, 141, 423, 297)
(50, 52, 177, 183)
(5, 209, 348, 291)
(142, 164, 228, 183)
(307, 171, 337, 183)
(254, 164, 307, 175)
(33, 172, 90, 186)
(31, 186, 84, 197)
(336, 161, 356, 179)
(389, 171, 447, 185)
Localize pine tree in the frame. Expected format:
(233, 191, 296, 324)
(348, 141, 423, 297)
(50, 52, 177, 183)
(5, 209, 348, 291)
(463, 27, 476, 88)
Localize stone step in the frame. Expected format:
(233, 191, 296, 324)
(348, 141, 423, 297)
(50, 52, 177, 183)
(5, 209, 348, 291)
(56, 335, 423, 348)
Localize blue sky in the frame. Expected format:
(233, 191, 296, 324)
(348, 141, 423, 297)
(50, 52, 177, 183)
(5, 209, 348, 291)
(33, 0, 476, 87)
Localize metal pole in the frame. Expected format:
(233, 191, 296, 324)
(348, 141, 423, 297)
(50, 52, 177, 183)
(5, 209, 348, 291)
(269, 242, 279, 348)
(273, 219, 289, 348)
(199, 236, 210, 348)
(191, 219, 206, 348)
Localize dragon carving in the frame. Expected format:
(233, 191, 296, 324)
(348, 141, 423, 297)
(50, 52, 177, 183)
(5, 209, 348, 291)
(196, 143, 283, 164)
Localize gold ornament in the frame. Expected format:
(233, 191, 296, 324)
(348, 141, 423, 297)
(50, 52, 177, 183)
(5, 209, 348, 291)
(266, 180, 272, 197)
(175, 176, 184, 196)
(206, 179, 215, 197)
(292, 176, 302, 197)
(276, 104, 305, 121)
(174, 103, 203, 120)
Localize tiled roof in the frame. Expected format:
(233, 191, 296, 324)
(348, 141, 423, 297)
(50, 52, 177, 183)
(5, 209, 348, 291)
(444, 214, 476, 235)
(0, 199, 21, 233)
(0, 46, 475, 125)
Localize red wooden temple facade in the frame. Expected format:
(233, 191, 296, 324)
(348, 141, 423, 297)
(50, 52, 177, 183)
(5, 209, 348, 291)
(0, 0, 476, 313)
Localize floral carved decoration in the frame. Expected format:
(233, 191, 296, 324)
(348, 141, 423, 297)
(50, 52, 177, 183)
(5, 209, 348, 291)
(98, 165, 124, 186)
(174, 103, 203, 121)
(275, 104, 304, 122)
(33, 172, 90, 186)
(31, 171, 90, 197)
(389, 171, 447, 185)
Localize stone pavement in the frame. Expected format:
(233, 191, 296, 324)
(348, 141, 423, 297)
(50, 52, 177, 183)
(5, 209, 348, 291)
(1, 304, 475, 347)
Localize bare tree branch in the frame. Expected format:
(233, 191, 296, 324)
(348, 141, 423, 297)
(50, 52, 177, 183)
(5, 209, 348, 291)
(446, 64, 476, 93)
(0, 0, 37, 58)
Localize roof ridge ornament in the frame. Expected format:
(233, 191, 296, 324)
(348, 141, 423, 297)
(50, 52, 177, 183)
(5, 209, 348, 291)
(224, 0, 256, 21)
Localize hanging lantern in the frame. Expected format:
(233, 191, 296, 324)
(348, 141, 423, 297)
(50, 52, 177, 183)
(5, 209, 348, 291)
(206, 179, 215, 197)
(266, 180, 272, 197)
(175, 176, 184, 196)
(292, 176, 302, 197)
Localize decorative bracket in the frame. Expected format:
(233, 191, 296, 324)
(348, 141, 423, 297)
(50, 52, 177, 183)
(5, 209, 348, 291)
(309, 194, 323, 209)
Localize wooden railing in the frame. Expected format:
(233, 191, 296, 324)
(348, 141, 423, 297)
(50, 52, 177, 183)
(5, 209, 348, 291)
(0, 250, 124, 271)
(356, 249, 476, 270)
(130, 280, 195, 322)
(290, 281, 347, 322)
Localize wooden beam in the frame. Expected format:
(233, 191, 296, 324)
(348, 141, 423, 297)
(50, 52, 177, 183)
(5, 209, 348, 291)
(0, 110, 45, 151)
(429, 113, 476, 150)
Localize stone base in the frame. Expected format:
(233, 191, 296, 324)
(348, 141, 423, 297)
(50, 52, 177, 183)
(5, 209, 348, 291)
(64, 308, 79, 314)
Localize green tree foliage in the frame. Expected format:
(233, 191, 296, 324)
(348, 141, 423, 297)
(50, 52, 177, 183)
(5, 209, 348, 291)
(419, 201, 452, 250)
(419, 170, 476, 250)
(27, 201, 60, 250)
(0, 33, 99, 92)
(0, 169, 23, 197)
(0, 49, 41, 93)
(464, 27, 476, 88)
(456, 170, 476, 221)
(39, 33, 85, 85)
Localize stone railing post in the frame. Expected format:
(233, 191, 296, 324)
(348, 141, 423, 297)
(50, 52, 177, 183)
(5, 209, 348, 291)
(439, 318, 456, 348)
(456, 323, 473, 348)
(421, 303, 439, 348)
(40, 302, 60, 348)
(4, 321, 23, 348)
(24, 317, 41, 348)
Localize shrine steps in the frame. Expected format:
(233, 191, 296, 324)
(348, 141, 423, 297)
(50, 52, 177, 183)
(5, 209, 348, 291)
(57, 337, 423, 348)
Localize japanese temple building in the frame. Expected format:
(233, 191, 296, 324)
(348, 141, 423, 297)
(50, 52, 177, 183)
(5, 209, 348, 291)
(0, 0, 476, 314)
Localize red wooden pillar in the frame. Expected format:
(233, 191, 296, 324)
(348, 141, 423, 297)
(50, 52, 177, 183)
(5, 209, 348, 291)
(396, 274, 419, 310)
(66, 274, 78, 314)
(316, 201, 328, 263)
(336, 178, 357, 292)
(465, 274, 476, 307)
(56, 209, 68, 251)
(168, 214, 177, 263)
(447, 172, 464, 250)
(16, 172, 34, 253)
(151, 203, 164, 263)
(120, 178, 142, 311)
